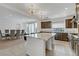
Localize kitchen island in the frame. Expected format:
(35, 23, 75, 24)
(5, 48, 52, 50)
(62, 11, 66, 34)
(72, 35, 79, 55)
(25, 32, 56, 56)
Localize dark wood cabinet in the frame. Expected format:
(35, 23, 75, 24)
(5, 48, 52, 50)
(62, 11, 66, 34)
(41, 21, 52, 29)
(74, 22, 77, 28)
(65, 19, 77, 28)
(55, 33, 68, 41)
(66, 19, 72, 28)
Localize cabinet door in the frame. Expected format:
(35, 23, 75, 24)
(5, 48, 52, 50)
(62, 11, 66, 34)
(55, 33, 68, 41)
(66, 19, 72, 28)
(61, 33, 68, 41)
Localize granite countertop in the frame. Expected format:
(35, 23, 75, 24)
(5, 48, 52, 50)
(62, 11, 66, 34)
(72, 35, 79, 39)
(26, 32, 56, 41)
(25, 31, 55, 35)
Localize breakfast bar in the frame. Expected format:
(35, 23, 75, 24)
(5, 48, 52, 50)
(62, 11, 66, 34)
(25, 32, 56, 56)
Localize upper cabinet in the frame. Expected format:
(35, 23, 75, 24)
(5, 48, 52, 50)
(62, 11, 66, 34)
(76, 3, 79, 20)
(65, 3, 78, 28)
(41, 21, 52, 29)
(66, 19, 73, 28)
(65, 18, 77, 28)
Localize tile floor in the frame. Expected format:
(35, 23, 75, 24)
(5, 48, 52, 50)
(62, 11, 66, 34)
(0, 39, 76, 56)
(0, 39, 26, 56)
(46, 40, 76, 56)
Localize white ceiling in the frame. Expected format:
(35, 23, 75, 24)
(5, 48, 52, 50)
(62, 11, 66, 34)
(36, 3, 75, 18)
(0, 3, 75, 23)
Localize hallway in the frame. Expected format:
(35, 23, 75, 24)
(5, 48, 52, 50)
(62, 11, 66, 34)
(46, 40, 76, 56)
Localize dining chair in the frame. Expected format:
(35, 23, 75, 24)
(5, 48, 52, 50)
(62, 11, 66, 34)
(20, 30, 25, 39)
(0, 30, 2, 40)
(5, 29, 10, 39)
(10, 30, 16, 39)
(15, 30, 20, 39)
(21, 30, 25, 35)
(0, 30, 5, 40)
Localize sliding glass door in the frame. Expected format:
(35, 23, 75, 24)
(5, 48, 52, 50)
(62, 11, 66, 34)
(25, 22, 37, 37)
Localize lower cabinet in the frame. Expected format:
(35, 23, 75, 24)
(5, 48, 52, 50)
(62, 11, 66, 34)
(55, 33, 68, 41)
(70, 36, 79, 56)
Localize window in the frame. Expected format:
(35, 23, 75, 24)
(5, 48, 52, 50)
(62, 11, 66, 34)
(25, 22, 37, 37)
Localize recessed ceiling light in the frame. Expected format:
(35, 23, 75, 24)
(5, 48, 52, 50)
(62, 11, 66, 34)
(65, 8, 68, 10)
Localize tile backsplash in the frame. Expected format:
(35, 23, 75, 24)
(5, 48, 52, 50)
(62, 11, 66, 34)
(41, 28, 78, 33)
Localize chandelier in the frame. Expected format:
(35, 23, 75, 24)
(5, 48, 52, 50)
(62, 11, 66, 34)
(26, 4, 48, 19)
(26, 4, 40, 16)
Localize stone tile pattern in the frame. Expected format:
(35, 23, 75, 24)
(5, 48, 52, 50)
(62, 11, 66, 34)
(0, 39, 26, 56)
(46, 40, 76, 56)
